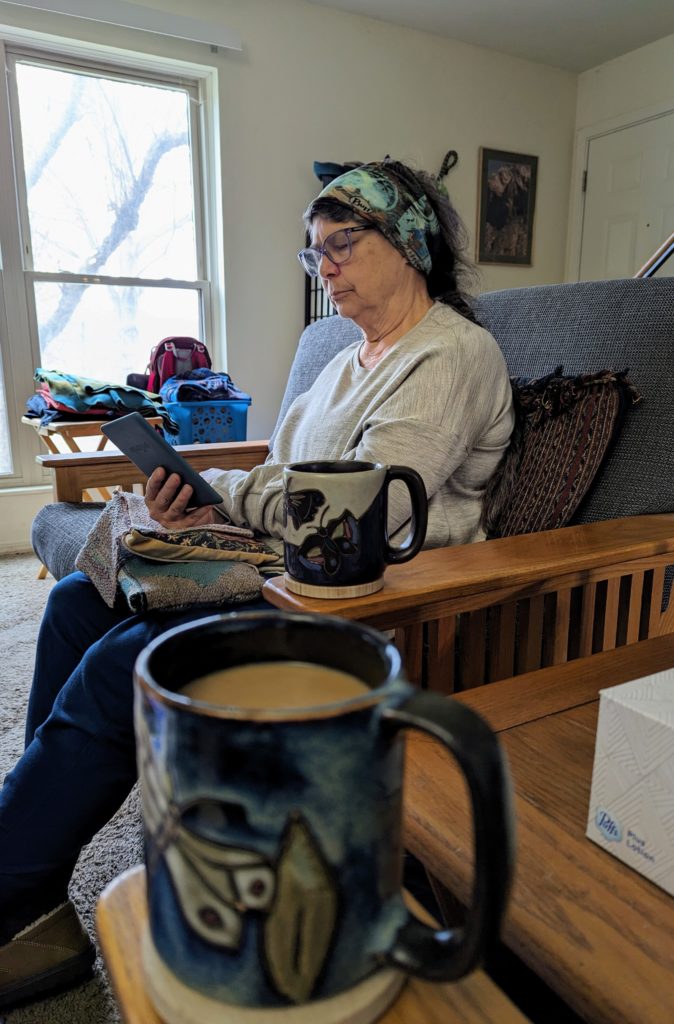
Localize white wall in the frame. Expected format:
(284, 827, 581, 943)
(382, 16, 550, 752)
(210, 0, 578, 439)
(0, 486, 51, 556)
(575, 32, 674, 130)
(0, 0, 577, 548)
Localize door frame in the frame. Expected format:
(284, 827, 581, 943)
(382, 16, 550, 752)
(565, 98, 674, 282)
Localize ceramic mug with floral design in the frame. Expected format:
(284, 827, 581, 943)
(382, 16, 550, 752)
(134, 611, 513, 1024)
(283, 460, 428, 598)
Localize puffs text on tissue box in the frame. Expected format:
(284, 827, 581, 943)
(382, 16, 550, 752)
(586, 667, 674, 897)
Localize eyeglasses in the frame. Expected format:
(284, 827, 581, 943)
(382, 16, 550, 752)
(297, 226, 373, 277)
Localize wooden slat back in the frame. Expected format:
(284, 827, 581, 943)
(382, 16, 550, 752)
(426, 617, 457, 695)
(459, 609, 488, 689)
(423, 561, 674, 693)
(488, 602, 517, 684)
(626, 573, 645, 643)
(602, 577, 621, 651)
(649, 566, 666, 635)
(516, 595, 546, 674)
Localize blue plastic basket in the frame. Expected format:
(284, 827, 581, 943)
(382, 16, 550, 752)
(164, 399, 251, 445)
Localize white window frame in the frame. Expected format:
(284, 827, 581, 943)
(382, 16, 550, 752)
(0, 29, 223, 489)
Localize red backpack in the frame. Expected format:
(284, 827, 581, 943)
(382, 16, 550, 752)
(146, 337, 212, 393)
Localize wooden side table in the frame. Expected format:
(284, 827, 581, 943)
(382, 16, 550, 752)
(24, 413, 161, 459)
(404, 636, 674, 1024)
(96, 865, 530, 1024)
(24, 415, 117, 456)
(24, 416, 117, 506)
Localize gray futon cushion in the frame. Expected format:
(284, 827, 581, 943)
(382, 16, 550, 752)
(32, 502, 106, 581)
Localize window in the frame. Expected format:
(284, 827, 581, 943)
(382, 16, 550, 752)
(0, 40, 214, 486)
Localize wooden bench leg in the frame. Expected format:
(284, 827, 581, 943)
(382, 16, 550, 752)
(36, 562, 49, 580)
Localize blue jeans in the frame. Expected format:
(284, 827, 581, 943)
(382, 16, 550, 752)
(0, 571, 268, 938)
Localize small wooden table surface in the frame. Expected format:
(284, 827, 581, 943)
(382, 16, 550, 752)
(404, 633, 674, 1024)
(96, 866, 531, 1024)
(22, 415, 162, 455)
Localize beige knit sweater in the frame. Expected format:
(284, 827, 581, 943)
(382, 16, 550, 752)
(205, 302, 514, 552)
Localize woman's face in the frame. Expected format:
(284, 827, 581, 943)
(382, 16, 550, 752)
(310, 217, 413, 325)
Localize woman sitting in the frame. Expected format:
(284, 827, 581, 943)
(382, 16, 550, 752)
(0, 158, 514, 1010)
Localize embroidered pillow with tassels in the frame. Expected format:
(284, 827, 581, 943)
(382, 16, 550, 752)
(482, 367, 642, 539)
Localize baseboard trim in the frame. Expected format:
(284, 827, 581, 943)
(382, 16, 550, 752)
(0, 485, 52, 497)
(0, 542, 34, 555)
(0, 485, 54, 554)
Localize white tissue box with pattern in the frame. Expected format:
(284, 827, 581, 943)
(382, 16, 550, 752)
(586, 668, 674, 897)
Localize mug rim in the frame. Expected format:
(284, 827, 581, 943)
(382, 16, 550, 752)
(285, 460, 385, 475)
(134, 610, 404, 722)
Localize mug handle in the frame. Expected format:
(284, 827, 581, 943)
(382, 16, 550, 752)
(381, 691, 514, 981)
(383, 466, 428, 564)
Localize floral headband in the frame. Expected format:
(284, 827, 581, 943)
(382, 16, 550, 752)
(316, 163, 441, 275)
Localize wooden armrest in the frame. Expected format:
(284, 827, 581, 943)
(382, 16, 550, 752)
(263, 514, 674, 628)
(38, 440, 270, 502)
(265, 514, 674, 691)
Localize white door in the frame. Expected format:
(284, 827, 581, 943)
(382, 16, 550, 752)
(579, 111, 674, 280)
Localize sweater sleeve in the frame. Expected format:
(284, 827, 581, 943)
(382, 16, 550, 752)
(201, 460, 287, 538)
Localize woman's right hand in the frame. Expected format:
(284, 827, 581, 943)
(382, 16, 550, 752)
(145, 467, 219, 529)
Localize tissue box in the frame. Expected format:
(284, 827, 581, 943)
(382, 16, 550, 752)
(586, 667, 674, 897)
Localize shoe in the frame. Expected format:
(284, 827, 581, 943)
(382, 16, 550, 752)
(0, 900, 96, 1010)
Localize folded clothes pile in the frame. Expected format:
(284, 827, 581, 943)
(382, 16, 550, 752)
(25, 368, 178, 433)
(159, 368, 251, 405)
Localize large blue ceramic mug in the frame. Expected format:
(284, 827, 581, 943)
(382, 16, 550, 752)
(283, 460, 428, 598)
(134, 611, 513, 1024)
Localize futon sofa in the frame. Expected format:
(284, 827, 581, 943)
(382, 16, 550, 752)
(33, 277, 674, 688)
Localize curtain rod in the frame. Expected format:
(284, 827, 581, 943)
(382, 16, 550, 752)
(0, 0, 242, 51)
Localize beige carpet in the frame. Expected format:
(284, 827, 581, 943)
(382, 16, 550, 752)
(0, 553, 144, 1024)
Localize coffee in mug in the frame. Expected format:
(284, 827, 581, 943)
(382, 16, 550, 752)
(134, 611, 513, 1024)
(180, 661, 369, 709)
(283, 460, 428, 599)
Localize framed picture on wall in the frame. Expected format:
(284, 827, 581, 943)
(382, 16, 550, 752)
(477, 148, 538, 265)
